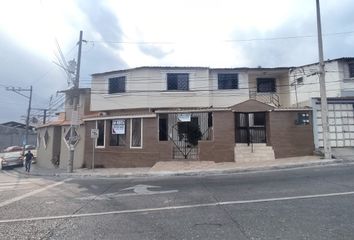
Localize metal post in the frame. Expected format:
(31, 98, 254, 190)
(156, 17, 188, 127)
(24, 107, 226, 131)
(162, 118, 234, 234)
(92, 139, 95, 170)
(316, 0, 331, 159)
(68, 30, 83, 173)
(43, 109, 47, 124)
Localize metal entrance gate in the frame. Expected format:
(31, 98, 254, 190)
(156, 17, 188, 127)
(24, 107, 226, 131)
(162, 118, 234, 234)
(235, 112, 266, 144)
(163, 113, 212, 159)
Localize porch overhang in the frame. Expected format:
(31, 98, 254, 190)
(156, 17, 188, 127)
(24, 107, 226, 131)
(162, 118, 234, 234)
(154, 108, 230, 113)
(83, 113, 156, 121)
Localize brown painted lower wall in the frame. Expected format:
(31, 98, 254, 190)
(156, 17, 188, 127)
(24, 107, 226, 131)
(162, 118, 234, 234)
(84, 119, 172, 168)
(84, 111, 235, 168)
(199, 111, 234, 162)
(83, 109, 314, 168)
(268, 111, 314, 158)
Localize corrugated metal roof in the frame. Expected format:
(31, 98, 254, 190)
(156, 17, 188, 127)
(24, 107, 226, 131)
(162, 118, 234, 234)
(91, 66, 291, 77)
(291, 57, 354, 70)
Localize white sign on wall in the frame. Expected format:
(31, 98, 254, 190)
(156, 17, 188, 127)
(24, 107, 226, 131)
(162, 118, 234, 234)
(91, 129, 99, 139)
(112, 119, 125, 134)
(177, 113, 191, 122)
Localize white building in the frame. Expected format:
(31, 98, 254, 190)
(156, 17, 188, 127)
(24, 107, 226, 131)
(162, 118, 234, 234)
(289, 57, 354, 149)
(91, 66, 290, 111)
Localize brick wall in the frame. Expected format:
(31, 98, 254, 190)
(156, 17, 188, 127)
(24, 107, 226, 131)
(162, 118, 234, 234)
(268, 111, 314, 158)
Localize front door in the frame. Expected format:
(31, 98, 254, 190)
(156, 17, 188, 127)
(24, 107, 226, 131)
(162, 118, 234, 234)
(235, 112, 266, 144)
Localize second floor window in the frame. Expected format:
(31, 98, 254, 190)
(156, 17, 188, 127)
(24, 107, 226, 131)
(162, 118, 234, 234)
(218, 73, 239, 89)
(257, 78, 276, 93)
(349, 63, 354, 78)
(109, 76, 126, 94)
(167, 73, 189, 91)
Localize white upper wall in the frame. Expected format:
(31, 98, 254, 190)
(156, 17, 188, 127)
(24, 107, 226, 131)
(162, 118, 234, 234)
(91, 67, 251, 111)
(288, 60, 354, 107)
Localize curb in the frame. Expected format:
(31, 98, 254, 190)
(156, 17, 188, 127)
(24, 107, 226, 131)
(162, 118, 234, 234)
(9, 158, 354, 179)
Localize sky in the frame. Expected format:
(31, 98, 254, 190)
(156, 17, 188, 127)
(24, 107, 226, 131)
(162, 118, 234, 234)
(0, 0, 353, 123)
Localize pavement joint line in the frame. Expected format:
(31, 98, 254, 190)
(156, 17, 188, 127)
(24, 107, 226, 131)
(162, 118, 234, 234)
(0, 182, 33, 187)
(1, 190, 354, 224)
(0, 178, 72, 209)
(1, 170, 20, 178)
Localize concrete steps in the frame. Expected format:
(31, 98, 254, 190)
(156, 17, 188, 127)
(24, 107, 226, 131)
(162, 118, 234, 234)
(234, 143, 275, 162)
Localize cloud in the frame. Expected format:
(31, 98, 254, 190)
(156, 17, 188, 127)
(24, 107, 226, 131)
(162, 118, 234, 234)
(0, 32, 67, 123)
(77, 0, 123, 49)
(138, 45, 174, 59)
(230, 0, 354, 68)
(75, 1, 127, 76)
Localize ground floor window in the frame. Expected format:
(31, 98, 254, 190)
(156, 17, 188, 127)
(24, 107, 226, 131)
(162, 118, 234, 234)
(110, 119, 126, 146)
(96, 120, 105, 148)
(159, 114, 168, 141)
(131, 118, 142, 148)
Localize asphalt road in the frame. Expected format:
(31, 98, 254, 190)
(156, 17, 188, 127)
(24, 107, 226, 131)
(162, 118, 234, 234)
(1, 164, 354, 239)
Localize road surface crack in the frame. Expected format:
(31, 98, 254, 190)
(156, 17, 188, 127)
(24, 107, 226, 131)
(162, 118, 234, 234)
(200, 180, 252, 240)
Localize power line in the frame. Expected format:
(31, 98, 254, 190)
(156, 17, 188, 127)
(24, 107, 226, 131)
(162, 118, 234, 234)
(86, 30, 354, 45)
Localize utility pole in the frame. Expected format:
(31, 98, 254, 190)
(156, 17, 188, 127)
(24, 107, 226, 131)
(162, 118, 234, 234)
(6, 86, 33, 152)
(31, 108, 48, 124)
(316, 0, 331, 159)
(25, 86, 33, 149)
(68, 30, 83, 173)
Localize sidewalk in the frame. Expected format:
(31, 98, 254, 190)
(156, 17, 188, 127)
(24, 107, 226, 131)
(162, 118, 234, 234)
(10, 155, 354, 179)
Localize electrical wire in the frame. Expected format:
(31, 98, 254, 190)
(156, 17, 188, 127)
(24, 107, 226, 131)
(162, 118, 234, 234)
(86, 30, 354, 45)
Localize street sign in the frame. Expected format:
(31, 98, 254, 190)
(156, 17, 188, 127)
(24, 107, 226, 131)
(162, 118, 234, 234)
(64, 126, 80, 147)
(91, 129, 99, 139)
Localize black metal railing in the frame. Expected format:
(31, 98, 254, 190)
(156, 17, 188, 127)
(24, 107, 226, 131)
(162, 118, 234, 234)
(249, 90, 280, 107)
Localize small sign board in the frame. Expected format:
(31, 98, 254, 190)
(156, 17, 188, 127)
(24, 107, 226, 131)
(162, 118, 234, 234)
(177, 113, 191, 122)
(112, 119, 125, 134)
(91, 129, 99, 139)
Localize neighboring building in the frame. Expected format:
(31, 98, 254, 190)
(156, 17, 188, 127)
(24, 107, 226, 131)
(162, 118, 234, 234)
(289, 57, 354, 107)
(289, 57, 354, 149)
(82, 66, 313, 168)
(36, 88, 91, 169)
(0, 121, 36, 151)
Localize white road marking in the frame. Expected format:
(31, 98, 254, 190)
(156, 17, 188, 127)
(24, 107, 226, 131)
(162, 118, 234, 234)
(121, 184, 178, 195)
(0, 178, 71, 209)
(1, 171, 20, 178)
(78, 184, 178, 200)
(1, 190, 354, 223)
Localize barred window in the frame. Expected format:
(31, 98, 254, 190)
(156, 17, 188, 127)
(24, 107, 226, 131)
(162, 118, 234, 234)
(349, 63, 354, 78)
(109, 76, 126, 93)
(167, 73, 189, 91)
(218, 74, 238, 89)
(257, 78, 276, 93)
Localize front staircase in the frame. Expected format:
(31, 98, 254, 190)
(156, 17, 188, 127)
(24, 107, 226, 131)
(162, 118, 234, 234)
(234, 143, 275, 162)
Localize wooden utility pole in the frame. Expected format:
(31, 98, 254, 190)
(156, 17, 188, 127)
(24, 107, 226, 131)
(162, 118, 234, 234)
(316, 0, 331, 159)
(68, 30, 83, 173)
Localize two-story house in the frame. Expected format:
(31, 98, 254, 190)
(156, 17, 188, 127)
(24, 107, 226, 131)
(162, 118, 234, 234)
(82, 67, 313, 168)
(289, 57, 354, 149)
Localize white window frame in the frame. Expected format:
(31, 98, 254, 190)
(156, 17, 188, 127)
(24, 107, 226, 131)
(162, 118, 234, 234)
(130, 118, 143, 149)
(95, 120, 106, 148)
